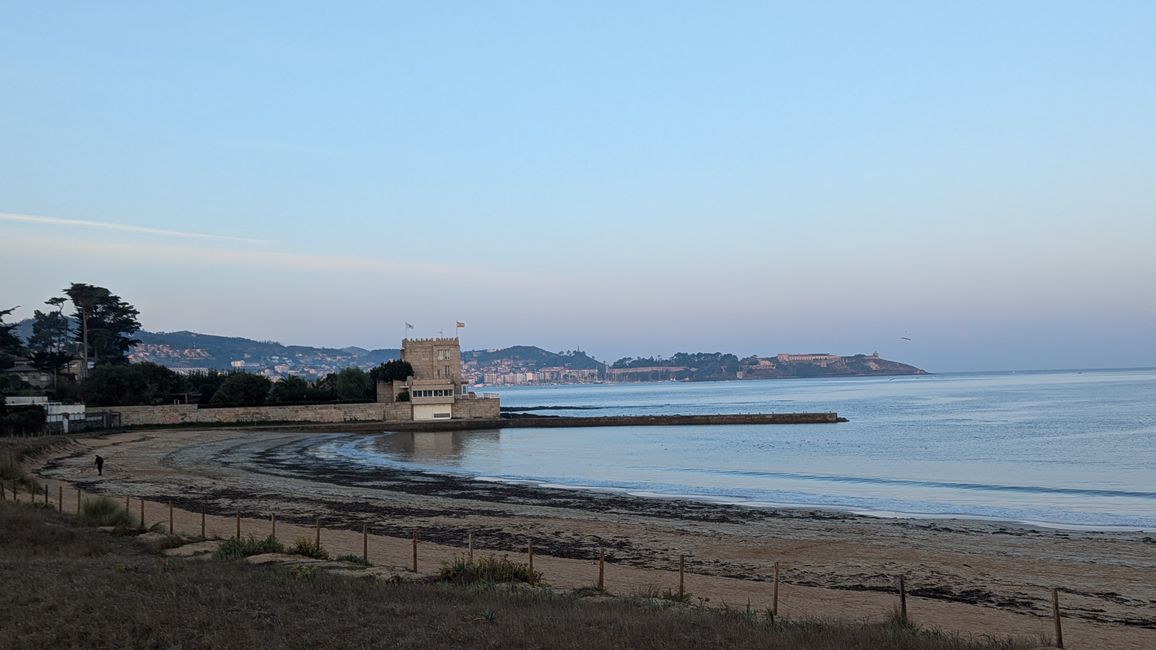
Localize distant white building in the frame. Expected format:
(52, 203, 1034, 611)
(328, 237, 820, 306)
(5, 396, 86, 433)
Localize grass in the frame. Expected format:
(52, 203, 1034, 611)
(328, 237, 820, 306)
(77, 496, 137, 529)
(0, 434, 79, 496)
(438, 554, 546, 586)
(334, 553, 370, 566)
(0, 503, 1047, 650)
(214, 535, 285, 560)
(288, 536, 330, 560)
(632, 583, 694, 604)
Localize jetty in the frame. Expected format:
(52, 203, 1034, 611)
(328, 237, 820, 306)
(380, 412, 846, 432)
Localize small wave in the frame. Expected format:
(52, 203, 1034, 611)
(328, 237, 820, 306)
(674, 467, 1156, 500)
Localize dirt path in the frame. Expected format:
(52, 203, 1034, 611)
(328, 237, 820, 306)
(33, 428, 1156, 650)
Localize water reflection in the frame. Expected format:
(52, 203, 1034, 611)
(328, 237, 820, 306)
(373, 429, 502, 465)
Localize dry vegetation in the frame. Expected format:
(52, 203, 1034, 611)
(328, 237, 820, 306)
(0, 500, 1045, 650)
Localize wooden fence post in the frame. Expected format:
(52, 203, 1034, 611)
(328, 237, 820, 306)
(773, 561, 781, 618)
(271, 513, 276, 541)
(169, 502, 174, 535)
(200, 503, 206, 539)
(314, 516, 320, 548)
(597, 548, 605, 591)
(412, 532, 418, 573)
(236, 511, 241, 539)
(468, 531, 473, 561)
(528, 541, 535, 585)
(679, 555, 685, 599)
(362, 525, 368, 564)
(898, 575, 908, 625)
(1052, 588, 1064, 649)
(44, 484, 49, 505)
(139, 498, 145, 529)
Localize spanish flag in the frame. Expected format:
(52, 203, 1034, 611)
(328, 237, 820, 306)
(456, 321, 466, 328)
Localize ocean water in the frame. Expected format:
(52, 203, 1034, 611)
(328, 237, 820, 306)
(315, 369, 1156, 531)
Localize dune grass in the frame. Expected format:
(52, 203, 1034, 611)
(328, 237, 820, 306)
(214, 535, 285, 560)
(438, 553, 543, 586)
(77, 495, 137, 529)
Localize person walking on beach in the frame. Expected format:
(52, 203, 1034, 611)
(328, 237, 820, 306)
(95, 455, 104, 476)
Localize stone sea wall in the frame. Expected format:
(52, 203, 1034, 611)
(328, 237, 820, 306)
(109, 402, 414, 427)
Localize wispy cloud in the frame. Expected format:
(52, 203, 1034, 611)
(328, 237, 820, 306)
(0, 233, 545, 291)
(0, 212, 269, 244)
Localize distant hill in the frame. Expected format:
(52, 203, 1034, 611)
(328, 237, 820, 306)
(463, 346, 603, 370)
(12, 319, 926, 383)
(607, 352, 925, 382)
(130, 330, 400, 376)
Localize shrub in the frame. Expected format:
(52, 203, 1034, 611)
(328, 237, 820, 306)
(438, 554, 543, 586)
(78, 496, 136, 528)
(0, 405, 47, 435)
(288, 537, 330, 560)
(335, 554, 370, 566)
(215, 535, 285, 560)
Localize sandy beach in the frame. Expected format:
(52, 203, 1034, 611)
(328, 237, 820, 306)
(34, 427, 1156, 649)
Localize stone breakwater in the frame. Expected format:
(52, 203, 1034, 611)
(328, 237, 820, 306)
(379, 412, 846, 432)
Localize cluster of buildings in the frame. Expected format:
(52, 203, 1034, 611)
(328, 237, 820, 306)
(471, 367, 601, 386)
(129, 343, 382, 380)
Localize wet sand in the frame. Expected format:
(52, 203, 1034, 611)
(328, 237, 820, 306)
(36, 428, 1156, 649)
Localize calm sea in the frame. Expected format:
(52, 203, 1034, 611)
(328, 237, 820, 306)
(316, 369, 1156, 531)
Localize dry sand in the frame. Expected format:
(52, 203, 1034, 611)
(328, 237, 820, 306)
(32, 428, 1156, 649)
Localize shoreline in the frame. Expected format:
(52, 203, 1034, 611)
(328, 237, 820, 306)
(32, 428, 1156, 647)
(346, 457, 1156, 535)
(317, 431, 1154, 534)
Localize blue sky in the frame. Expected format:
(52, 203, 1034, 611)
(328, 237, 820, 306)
(2, 2, 1154, 371)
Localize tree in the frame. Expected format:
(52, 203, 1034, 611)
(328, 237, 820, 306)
(28, 298, 74, 381)
(135, 362, 188, 402)
(80, 365, 151, 406)
(210, 373, 272, 406)
(186, 370, 230, 405)
(334, 367, 372, 401)
(0, 306, 24, 369)
(311, 373, 337, 402)
(370, 360, 414, 384)
(79, 363, 188, 406)
(270, 375, 310, 403)
(64, 283, 141, 374)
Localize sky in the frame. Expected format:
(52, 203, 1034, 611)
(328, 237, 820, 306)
(2, 2, 1154, 372)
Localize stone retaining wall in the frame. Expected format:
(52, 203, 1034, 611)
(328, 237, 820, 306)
(109, 402, 413, 427)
